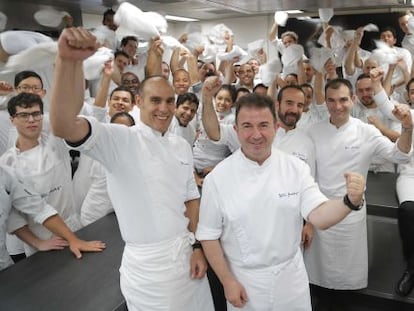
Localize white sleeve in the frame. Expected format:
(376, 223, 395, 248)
(196, 174, 223, 241)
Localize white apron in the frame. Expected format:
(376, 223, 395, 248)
(119, 233, 214, 311)
(304, 208, 368, 290)
(228, 249, 310, 311)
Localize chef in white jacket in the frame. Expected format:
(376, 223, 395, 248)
(304, 78, 412, 304)
(196, 92, 366, 310)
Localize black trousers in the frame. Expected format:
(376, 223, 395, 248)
(398, 201, 414, 270)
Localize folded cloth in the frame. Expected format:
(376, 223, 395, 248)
(83, 47, 113, 81)
(91, 25, 116, 50)
(363, 23, 379, 32)
(310, 47, 334, 73)
(217, 45, 247, 61)
(2, 41, 57, 73)
(261, 57, 282, 87)
(208, 23, 233, 45)
(34, 8, 69, 28)
(0, 30, 53, 55)
(248, 39, 265, 57)
(199, 44, 218, 63)
(274, 11, 288, 27)
(115, 2, 167, 41)
(371, 40, 399, 65)
(318, 8, 334, 23)
(281, 44, 304, 68)
(184, 32, 209, 54)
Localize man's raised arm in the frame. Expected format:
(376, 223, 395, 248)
(50, 27, 99, 143)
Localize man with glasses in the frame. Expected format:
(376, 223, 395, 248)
(0, 92, 81, 258)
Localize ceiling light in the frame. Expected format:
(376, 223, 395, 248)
(283, 10, 304, 14)
(165, 15, 199, 22)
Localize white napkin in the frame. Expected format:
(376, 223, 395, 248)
(0, 30, 53, 55)
(83, 47, 113, 80)
(34, 8, 70, 28)
(274, 11, 288, 27)
(318, 8, 334, 23)
(2, 41, 57, 73)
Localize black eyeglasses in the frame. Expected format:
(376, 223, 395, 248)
(16, 85, 43, 93)
(13, 111, 43, 122)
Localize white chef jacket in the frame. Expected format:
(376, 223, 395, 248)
(73, 154, 113, 227)
(372, 88, 414, 203)
(169, 116, 197, 147)
(0, 165, 56, 271)
(68, 117, 200, 244)
(69, 117, 213, 310)
(352, 100, 400, 173)
(2, 134, 80, 255)
(296, 102, 330, 131)
(218, 124, 316, 176)
(197, 148, 327, 309)
(193, 112, 233, 171)
(304, 117, 411, 289)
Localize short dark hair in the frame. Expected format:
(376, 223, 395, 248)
(110, 86, 135, 105)
(217, 84, 237, 104)
(253, 83, 268, 93)
(114, 50, 130, 60)
(380, 26, 397, 39)
(300, 83, 313, 91)
(120, 36, 138, 47)
(277, 85, 305, 103)
(176, 92, 199, 109)
(110, 111, 135, 126)
(236, 87, 250, 98)
(325, 78, 354, 96)
(235, 93, 276, 124)
(355, 73, 371, 85)
(103, 9, 115, 23)
(14, 70, 43, 88)
(8, 93, 43, 116)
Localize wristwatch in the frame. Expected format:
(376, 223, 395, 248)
(343, 194, 364, 211)
(192, 240, 202, 250)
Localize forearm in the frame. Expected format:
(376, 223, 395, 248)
(344, 45, 357, 76)
(43, 214, 79, 244)
(185, 199, 200, 234)
(307, 200, 352, 230)
(187, 54, 200, 86)
(202, 94, 221, 141)
(94, 75, 111, 108)
(201, 240, 237, 285)
(145, 50, 162, 77)
(269, 22, 278, 41)
(170, 48, 180, 73)
(14, 225, 43, 249)
(382, 66, 395, 96)
(50, 57, 89, 141)
(397, 126, 413, 154)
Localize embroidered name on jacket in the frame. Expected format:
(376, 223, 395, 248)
(278, 192, 299, 198)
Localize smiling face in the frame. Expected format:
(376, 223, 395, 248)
(215, 88, 233, 113)
(325, 83, 354, 128)
(173, 70, 191, 95)
(137, 77, 176, 134)
(356, 77, 375, 108)
(108, 90, 134, 117)
(175, 100, 197, 126)
(235, 105, 276, 165)
(276, 87, 305, 130)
